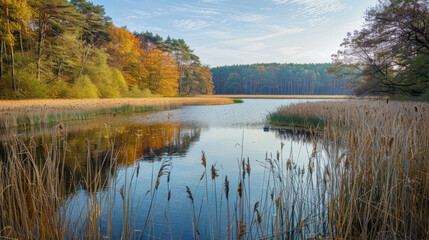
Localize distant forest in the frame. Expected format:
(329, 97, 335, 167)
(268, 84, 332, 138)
(212, 63, 352, 95)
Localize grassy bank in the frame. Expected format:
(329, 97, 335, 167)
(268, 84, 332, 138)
(0, 97, 233, 130)
(270, 100, 429, 239)
(270, 112, 324, 128)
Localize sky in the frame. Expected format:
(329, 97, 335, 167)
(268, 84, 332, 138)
(90, 0, 379, 67)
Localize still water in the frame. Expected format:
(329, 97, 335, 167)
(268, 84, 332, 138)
(5, 99, 342, 239)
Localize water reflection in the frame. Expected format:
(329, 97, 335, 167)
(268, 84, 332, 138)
(271, 127, 314, 142)
(0, 99, 343, 239)
(0, 122, 202, 195)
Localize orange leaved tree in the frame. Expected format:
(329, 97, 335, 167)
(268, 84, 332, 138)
(107, 26, 144, 87)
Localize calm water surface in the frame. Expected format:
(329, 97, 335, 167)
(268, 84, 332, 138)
(102, 99, 336, 239)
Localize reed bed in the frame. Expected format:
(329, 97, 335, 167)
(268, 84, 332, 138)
(271, 100, 429, 239)
(0, 97, 233, 130)
(0, 125, 141, 239)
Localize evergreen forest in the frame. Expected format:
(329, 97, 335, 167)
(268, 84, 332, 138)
(211, 63, 352, 95)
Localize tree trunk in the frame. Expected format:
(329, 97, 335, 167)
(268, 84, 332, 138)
(6, 4, 16, 91)
(36, 14, 45, 82)
(0, 41, 3, 78)
(10, 44, 16, 91)
(177, 63, 183, 93)
(19, 31, 24, 55)
(78, 43, 92, 79)
(57, 56, 64, 79)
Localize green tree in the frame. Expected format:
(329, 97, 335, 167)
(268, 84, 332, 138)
(71, 0, 111, 79)
(0, 0, 31, 91)
(29, 0, 82, 81)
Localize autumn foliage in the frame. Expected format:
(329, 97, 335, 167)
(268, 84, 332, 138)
(0, 0, 214, 99)
(141, 49, 179, 96)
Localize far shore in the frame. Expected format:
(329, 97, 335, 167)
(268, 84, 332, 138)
(203, 94, 375, 99)
(0, 95, 376, 118)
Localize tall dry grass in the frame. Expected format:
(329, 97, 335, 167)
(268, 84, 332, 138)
(0, 97, 233, 129)
(0, 125, 149, 239)
(273, 100, 429, 239)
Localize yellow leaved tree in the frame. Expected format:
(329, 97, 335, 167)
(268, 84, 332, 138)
(141, 49, 179, 96)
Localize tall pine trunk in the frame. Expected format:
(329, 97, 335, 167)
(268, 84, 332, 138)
(36, 13, 45, 82)
(19, 31, 24, 55)
(6, 4, 16, 91)
(0, 41, 3, 78)
(10, 44, 15, 91)
(78, 43, 93, 79)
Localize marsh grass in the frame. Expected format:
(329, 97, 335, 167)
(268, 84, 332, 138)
(0, 97, 233, 130)
(269, 100, 429, 239)
(270, 112, 324, 128)
(0, 125, 151, 239)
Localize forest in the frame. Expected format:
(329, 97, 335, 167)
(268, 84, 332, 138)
(211, 63, 352, 95)
(0, 0, 214, 99)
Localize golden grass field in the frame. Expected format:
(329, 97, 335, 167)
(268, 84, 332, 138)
(0, 97, 233, 117)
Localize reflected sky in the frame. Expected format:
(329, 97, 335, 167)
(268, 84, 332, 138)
(109, 99, 341, 239)
(138, 98, 333, 128)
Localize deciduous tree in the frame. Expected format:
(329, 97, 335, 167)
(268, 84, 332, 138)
(330, 0, 429, 96)
(141, 48, 179, 96)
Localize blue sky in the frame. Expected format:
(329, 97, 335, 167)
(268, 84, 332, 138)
(91, 0, 378, 67)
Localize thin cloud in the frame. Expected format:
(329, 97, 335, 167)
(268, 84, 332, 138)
(203, 30, 233, 40)
(174, 19, 210, 31)
(240, 42, 266, 51)
(200, 0, 225, 3)
(277, 46, 303, 56)
(273, 0, 346, 26)
(232, 13, 267, 23)
(222, 25, 305, 45)
(127, 9, 162, 20)
(192, 9, 220, 15)
(196, 46, 272, 66)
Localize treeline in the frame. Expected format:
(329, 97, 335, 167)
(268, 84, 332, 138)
(0, 0, 213, 99)
(211, 63, 352, 95)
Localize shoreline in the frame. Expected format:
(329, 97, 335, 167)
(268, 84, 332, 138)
(203, 94, 375, 99)
(0, 95, 374, 117)
(0, 97, 234, 117)
(0, 97, 234, 129)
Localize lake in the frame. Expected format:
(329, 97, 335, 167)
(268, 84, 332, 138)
(2, 98, 343, 239)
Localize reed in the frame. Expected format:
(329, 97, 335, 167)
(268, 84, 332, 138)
(0, 97, 233, 130)
(0, 125, 146, 239)
(270, 100, 429, 239)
